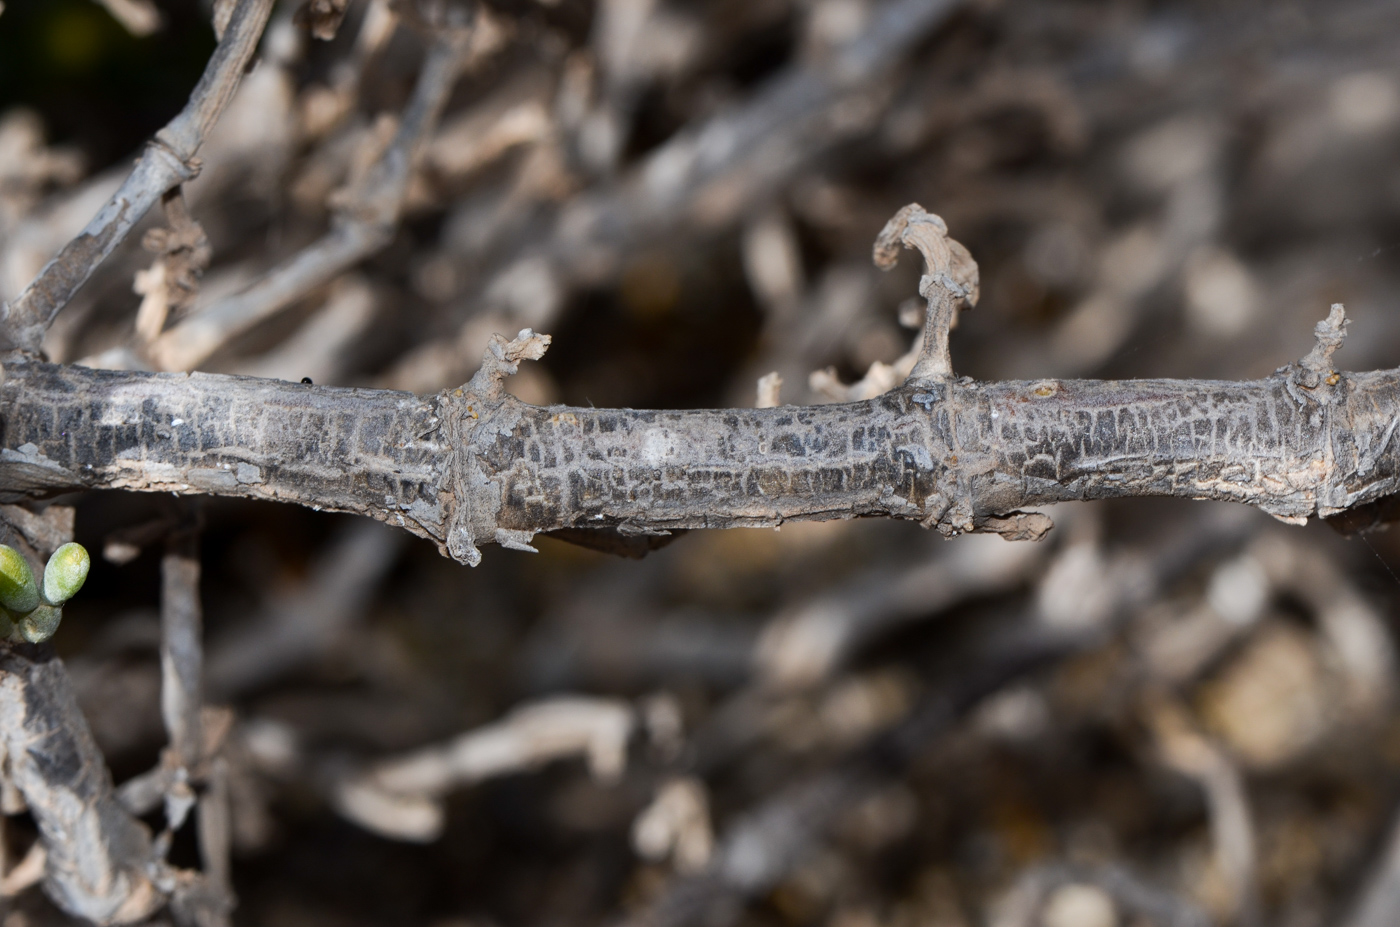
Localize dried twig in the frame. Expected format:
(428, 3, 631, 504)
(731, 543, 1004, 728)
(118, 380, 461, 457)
(0, 0, 275, 353)
(133, 189, 212, 346)
(333, 696, 633, 841)
(0, 650, 161, 924)
(1147, 696, 1259, 926)
(161, 528, 203, 779)
(148, 18, 485, 372)
(154, 522, 238, 927)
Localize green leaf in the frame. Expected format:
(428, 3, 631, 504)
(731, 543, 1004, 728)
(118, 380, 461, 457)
(18, 605, 61, 643)
(42, 542, 89, 606)
(0, 546, 39, 615)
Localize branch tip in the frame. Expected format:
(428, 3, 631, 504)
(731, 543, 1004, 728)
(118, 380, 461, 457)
(1301, 302, 1348, 375)
(1283, 303, 1350, 408)
(756, 372, 783, 408)
(872, 204, 980, 382)
(468, 328, 552, 398)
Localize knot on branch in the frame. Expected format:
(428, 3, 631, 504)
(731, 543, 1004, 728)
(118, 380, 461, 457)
(1300, 303, 1348, 378)
(919, 468, 1055, 543)
(134, 190, 211, 343)
(147, 134, 203, 183)
(873, 204, 979, 382)
(439, 330, 552, 566)
(1283, 303, 1348, 409)
(466, 329, 551, 400)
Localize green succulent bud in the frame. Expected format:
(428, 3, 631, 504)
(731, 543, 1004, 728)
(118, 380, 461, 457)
(18, 605, 61, 644)
(0, 546, 39, 615)
(42, 543, 90, 607)
(0, 608, 15, 642)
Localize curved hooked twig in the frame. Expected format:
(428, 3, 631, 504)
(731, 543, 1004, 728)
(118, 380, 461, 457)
(873, 204, 980, 381)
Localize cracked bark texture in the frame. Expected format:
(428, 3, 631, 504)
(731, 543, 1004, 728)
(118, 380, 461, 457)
(1, 348, 1398, 565)
(1, 205, 1395, 564)
(0, 650, 159, 924)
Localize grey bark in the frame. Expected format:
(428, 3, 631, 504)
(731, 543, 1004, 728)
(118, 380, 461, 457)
(161, 530, 203, 771)
(1, 206, 1396, 564)
(1, 341, 1397, 564)
(0, 651, 160, 924)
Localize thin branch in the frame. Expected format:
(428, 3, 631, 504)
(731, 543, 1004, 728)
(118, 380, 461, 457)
(1147, 696, 1259, 926)
(0, 0, 275, 353)
(134, 188, 212, 346)
(0, 650, 161, 924)
(333, 697, 634, 841)
(195, 757, 232, 911)
(133, 518, 235, 927)
(148, 20, 481, 372)
(161, 526, 203, 775)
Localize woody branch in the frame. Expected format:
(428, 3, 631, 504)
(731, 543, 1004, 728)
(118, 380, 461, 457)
(1, 206, 1396, 565)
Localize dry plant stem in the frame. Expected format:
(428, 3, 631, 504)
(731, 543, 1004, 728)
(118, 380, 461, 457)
(150, 29, 471, 371)
(159, 527, 235, 927)
(193, 758, 232, 922)
(872, 204, 979, 380)
(0, 0, 274, 353)
(1149, 697, 1258, 925)
(134, 188, 212, 345)
(3, 209, 1397, 560)
(0, 650, 160, 924)
(4, 344, 1399, 559)
(161, 530, 203, 772)
(334, 697, 633, 842)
